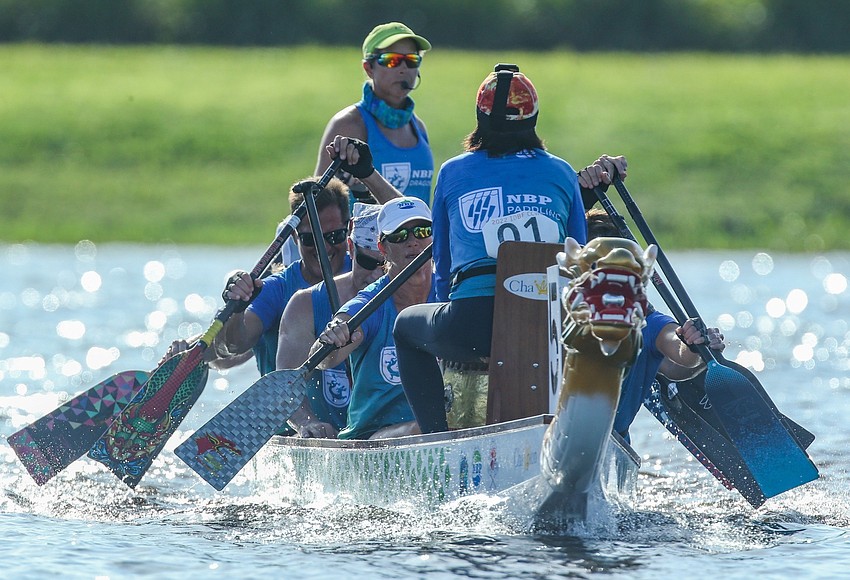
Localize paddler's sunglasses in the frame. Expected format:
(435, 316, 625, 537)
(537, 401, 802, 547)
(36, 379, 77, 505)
(297, 228, 347, 247)
(369, 52, 422, 69)
(382, 225, 432, 244)
(354, 246, 386, 271)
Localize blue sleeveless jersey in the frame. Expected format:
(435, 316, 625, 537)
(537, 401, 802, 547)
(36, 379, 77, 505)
(356, 105, 434, 206)
(431, 149, 587, 301)
(613, 310, 677, 439)
(308, 281, 351, 430)
(247, 256, 351, 375)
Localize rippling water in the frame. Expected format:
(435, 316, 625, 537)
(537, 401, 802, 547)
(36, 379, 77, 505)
(2, 242, 849, 579)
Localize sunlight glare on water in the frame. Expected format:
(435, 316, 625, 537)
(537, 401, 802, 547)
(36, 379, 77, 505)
(81, 270, 102, 292)
(3, 245, 850, 579)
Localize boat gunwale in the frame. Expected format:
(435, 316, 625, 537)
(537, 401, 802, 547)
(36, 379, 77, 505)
(267, 414, 640, 469)
(268, 414, 554, 450)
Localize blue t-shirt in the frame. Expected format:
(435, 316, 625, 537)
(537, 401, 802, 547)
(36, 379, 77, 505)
(431, 149, 587, 301)
(613, 310, 677, 438)
(247, 256, 351, 375)
(336, 275, 435, 439)
(356, 105, 434, 206)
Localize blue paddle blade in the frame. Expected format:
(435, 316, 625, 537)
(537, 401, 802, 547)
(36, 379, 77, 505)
(88, 353, 209, 488)
(645, 376, 767, 507)
(174, 369, 308, 491)
(7, 370, 150, 485)
(704, 360, 818, 498)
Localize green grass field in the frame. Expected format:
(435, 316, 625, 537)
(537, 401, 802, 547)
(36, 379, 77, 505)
(1, 44, 848, 250)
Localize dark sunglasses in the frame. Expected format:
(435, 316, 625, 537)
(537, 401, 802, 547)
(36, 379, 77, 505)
(382, 225, 432, 244)
(297, 228, 347, 247)
(370, 52, 422, 69)
(354, 248, 386, 271)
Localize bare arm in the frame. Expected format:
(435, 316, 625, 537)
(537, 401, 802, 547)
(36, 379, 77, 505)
(206, 271, 265, 365)
(315, 107, 367, 174)
(276, 289, 317, 370)
(276, 289, 338, 438)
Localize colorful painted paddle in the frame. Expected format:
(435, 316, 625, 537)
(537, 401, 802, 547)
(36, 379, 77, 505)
(88, 159, 344, 488)
(7, 370, 150, 485)
(605, 176, 818, 498)
(175, 244, 433, 490)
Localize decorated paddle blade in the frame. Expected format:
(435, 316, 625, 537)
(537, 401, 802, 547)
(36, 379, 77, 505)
(175, 369, 308, 491)
(7, 370, 150, 485)
(88, 351, 209, 488)
(704, 361, 819, 498)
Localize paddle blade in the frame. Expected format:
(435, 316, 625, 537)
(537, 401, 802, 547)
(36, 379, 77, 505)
(704, 360, 819, 498)
(174, 368, 309, 491)
(88, 351, 209, 488)
(645, 376, 767, 507)
(6, 370, 150, 485)
(718, 355, 815, 449)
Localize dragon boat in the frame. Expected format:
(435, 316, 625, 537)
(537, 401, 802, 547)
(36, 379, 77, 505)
(248, 238, 655, 525)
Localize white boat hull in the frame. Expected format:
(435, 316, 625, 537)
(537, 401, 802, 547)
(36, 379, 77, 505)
(250, 414, 639, 519)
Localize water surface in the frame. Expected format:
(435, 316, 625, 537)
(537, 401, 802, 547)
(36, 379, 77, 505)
(1, 243, 849, 579)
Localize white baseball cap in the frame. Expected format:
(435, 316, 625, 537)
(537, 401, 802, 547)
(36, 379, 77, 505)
(350, 202, 381, 252)
(377, 196, 432, 235)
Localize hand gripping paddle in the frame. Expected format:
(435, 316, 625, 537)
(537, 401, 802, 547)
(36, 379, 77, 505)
(601, 175, 818, 498)
(175, 244, 433, 490)
(87, 159, 343, 488)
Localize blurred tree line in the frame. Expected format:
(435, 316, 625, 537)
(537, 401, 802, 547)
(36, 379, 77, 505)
(1, 0, 848, 52)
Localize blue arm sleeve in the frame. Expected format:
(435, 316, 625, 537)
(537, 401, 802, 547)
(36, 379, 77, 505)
(432, 172, 452, 302)
(566, 184, 588, 244)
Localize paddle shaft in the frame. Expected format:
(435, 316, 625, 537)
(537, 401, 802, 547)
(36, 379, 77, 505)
(139, 157, 344, 419)
(301, 244, 433, 373)
(301, 175, 342, 312)
(599, 175, 815, 448)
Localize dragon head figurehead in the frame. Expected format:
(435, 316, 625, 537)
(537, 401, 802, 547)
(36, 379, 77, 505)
(557, 236, 656, 359)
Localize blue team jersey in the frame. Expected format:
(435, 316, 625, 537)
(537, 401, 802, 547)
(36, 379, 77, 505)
(613, 310, 677, 438)
(357, 105, 434, 206)
(336, 274, 435, 439)
(247, 255, 351, 375)
(431, 149, 587, 301)
(308, 281, 351, 430)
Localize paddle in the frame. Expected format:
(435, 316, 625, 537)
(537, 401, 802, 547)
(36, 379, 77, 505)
(591, 184, 814, 448)
(298, 177, 342, 312)
(7, 370, 150, 485)
(174, 244, 434, 490)
(87, 158, 344, 488)
(588, 184, 764, 499)
(645, 376, 769, 507)
(605, 176, 818, 498)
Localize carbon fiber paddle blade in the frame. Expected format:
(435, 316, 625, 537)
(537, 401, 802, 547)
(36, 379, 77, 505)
(88, 352, 209, 488)
(7, 370, 150, 485)
(174, 369, 308, 491)
(704, 361, 819, 498)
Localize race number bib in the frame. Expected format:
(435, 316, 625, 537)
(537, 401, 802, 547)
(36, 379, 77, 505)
(482, 211, 560, 258)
